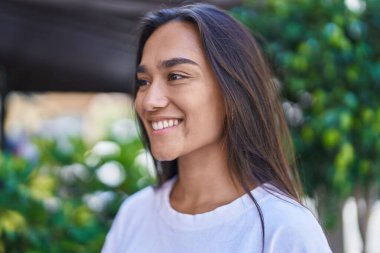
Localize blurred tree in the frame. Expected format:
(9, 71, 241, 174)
(0, 118, 155, 253)
(232, 0, 380, 249)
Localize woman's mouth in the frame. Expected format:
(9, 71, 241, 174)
(150, 119, 182, 132)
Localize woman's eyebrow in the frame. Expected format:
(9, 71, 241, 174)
(161, 57, 199, 68)
(136, 57, 198, 74)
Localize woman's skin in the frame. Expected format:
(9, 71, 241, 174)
(135, 21, 247, 214)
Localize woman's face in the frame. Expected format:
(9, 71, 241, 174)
(135, 21, 226, 161)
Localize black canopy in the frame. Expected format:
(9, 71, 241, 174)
(0, 0, 241, 93)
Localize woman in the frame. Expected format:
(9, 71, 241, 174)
(102, 3, 332, 253)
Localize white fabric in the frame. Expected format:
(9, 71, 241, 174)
(102, 178, 332, 253)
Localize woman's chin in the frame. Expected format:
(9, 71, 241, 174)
(152, 151, 178, 162)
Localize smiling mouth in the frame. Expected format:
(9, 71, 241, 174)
(150, 119, 183, 131)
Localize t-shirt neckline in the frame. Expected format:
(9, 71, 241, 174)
(157, 177, 271, 230)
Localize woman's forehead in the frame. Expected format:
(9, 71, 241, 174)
(141, 21, 204, 64)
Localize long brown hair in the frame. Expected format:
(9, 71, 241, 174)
(134, 3, 303, 249)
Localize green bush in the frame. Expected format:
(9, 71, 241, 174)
(0, 118, 155, 253)
(232, 0, 380, 231)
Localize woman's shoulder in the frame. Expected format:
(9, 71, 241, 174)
(257, 186, 332, 252)
(116, 178, 174, 218)
(259, 189, 318, 228)
(120, 185, 156, 211)
(259, 188, 311, 216)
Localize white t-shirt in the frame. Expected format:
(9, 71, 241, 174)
(102, 178, 332, 253)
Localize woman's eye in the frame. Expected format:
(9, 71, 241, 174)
(137, 79, 150, 87)
(168, 73, 185, 81)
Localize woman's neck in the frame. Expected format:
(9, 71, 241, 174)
(170, 142, 245, 214)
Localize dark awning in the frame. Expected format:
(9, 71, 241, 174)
(0, 0, 242, 94)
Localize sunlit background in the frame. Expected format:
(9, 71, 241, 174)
(0, 0, 379, 252)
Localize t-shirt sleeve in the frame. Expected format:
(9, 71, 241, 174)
(264, 207, 332, 253)
(101, 186, 155, 253)
(101, 198, 131, 253)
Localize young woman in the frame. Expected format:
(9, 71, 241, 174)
(102, 3, 332, 253)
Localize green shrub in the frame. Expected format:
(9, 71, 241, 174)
(0, 118, 155, 253)
(232, 0, 380, 230)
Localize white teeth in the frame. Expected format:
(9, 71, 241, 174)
(151, 119, 181, 130)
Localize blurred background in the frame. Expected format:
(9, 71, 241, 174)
(0, 0, 379, 252)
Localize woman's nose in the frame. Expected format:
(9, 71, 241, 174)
(142, 82, 169, 111)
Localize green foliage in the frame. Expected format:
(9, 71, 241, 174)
(232, 0, 380, 228)
(0, 119, 155, 253)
